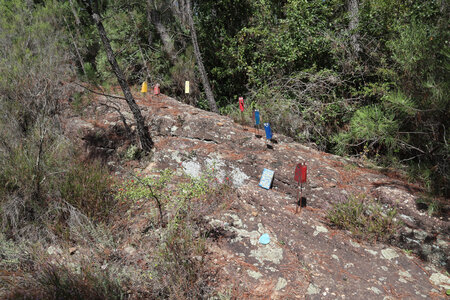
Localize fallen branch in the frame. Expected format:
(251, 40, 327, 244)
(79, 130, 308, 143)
(73, 82, 127, 100)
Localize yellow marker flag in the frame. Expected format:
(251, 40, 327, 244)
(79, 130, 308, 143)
(141, 81, 148, 93)
(185, 81, 190, 94)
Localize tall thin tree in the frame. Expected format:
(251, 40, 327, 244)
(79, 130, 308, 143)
(348, 0, 361, 56)
(147, 0, 178, 64)
(185, 0, 218, 113)
(81, 0, 153, 152)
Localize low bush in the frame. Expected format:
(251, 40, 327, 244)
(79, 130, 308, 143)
(114, 169, 232, 298)
(59, 160, 114, 222)
(327, 194, 401, 242)
(415, 194, 445, 217)
(5, 262, 126, 300)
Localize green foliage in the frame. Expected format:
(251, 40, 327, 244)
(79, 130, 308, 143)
(415, 195, 444, 217)
(123, 144, 141, 161)
(95, 9, 143, 84)
(381, 91, 416, 116)
(334, 105, 399, 156)
(81, 62, 100, 84)
(114, 168, 231, 298)
(0, 125, 71, 233)
(70, 91, 91, 115)
(389, 23, 434, 78)
(115, 169, 174, 205)
(115, 168, 229, 223)
(327, 194, 401, 242)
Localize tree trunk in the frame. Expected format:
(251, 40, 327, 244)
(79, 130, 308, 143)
(146, 1, 154, 46)
(68, 0, 86, 75)
(348, 0, 360, 56)
(185, 0, 218, 113)
(148, 0, 177, 63)
(438, 0, 448, 29)
(172, 0, 188, 26)
(85, 1, 153, 152)
(63, 16, 86, 76)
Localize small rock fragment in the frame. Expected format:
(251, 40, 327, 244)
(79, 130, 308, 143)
(124, 246, 136, 255)
(313, 225, 328, 236)
(365, 249, 378, 256)
(381, 248, 399, 260)
(430, 272, 450, 289)
(306, 283, 320, 295)
(247, 270, 263, 280)
(370, 287, 381, 295)
(275, 277, 287, 291)
(399, 270, 411, 278)
(349, 240, 360, 248)
(47, 246, 62, 256)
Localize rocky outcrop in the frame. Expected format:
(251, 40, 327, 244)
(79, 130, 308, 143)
(64, 91, 449, 298)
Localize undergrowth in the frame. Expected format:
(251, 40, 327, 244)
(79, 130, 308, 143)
(112, 168, 232, 298)
(327, 194, 401, 243)
(59, 160, 114, 222)
(1, 168, 232, 299)
(5, 263, 126, 300)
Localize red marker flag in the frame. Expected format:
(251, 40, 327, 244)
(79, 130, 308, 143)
(294, 163, 307, 183)
(239, 97, 244, 112)
(154, 84, 160, 95)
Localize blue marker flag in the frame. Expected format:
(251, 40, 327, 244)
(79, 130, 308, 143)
(264, 123, 272, 140)
(254, 110, 260, 125)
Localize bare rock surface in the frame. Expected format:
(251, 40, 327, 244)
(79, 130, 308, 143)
(64, 92, 449, 299)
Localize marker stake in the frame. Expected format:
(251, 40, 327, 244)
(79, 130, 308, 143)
(294, 163, 308, 213)
(254, 109, 261, 136)
(154, 83, 160, 95)
(141, 81, 148, 94)
(239, 97, 244, 125)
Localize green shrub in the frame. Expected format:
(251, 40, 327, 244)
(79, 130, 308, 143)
(70, 92, 90, 115)
(333, 105, 399, 157)
(327, 194, 400, 242)
(123, 144, 141, 161)
(114, 169, 231, 298)
(415, 194, 443, 217)
(0, 130, 71, 234)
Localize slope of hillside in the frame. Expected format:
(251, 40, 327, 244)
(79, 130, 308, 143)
(64, 88, 449, 299)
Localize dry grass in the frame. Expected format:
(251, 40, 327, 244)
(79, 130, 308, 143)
(327, 194, 401, 242)
(0, 168, 233, 299)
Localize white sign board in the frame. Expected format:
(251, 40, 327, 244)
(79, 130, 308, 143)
(259, 168, 274, 190)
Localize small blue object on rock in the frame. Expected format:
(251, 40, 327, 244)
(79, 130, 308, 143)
(259, 233, 270, 245)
